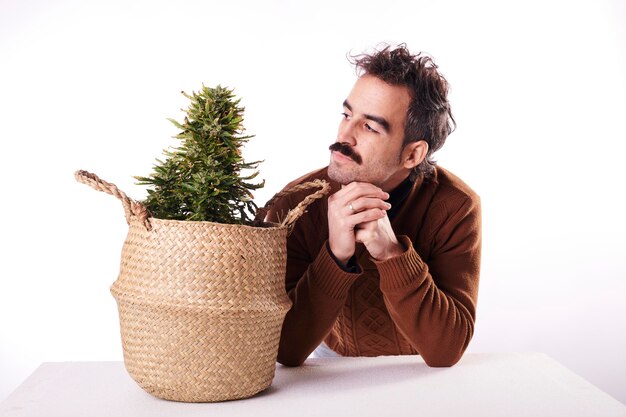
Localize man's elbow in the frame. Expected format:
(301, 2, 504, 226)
(422, 351, 463, 367)
(422, 320, 474, 367)
(277, 350, 307, 367)
(420, 337, 471, 367)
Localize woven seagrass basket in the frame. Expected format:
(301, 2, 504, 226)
(75, 170, 329, 402)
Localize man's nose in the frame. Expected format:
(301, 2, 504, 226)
(337, 120, 356, 145)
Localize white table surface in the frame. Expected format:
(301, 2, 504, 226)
(1, 352, 625, 417)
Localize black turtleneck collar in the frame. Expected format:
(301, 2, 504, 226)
(386, 175, 415, 221)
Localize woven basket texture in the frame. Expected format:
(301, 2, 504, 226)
(75, 170, 329, 402)
(114, 217, 290, 402)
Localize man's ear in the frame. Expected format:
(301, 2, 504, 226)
(402, 140, 429, 169)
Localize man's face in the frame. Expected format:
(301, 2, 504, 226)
(328, 74, 412, 191)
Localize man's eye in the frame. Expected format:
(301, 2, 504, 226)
(365, 123, 379, 134)
(341, 112, 351, 120)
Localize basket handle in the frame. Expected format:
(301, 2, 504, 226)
(74, 170, 152, 230)
(75, 169, 330, 231)
(255, 179, 331, 228)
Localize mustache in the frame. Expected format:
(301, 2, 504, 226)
(329, 142, 363, 165)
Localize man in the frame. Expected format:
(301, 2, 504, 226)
(268, 44, 481, 367)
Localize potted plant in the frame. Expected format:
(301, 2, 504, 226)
(75, 85, 328, 402)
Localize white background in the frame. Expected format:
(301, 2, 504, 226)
(1, 0, 625, 405)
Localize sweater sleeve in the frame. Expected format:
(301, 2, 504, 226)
(277, 242, 360, 366)
(376, 195, 482, 367)
(267, 186, 360, 366)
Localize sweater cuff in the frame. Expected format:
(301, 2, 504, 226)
(309, 241, 361, 299)
(374, 235, 427, 290)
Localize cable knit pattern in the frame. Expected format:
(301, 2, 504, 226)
(268, 166, 481, 367)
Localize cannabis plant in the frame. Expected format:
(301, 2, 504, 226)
(135, 85, 264, 224)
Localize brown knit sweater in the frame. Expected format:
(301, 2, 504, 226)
(268, 165, 481, 367)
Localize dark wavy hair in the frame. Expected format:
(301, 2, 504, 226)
(350, 44, 456, 179)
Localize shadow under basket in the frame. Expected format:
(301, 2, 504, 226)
(75, 170, 329, 402)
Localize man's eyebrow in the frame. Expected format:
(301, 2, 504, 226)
(343, 99, 390, 133)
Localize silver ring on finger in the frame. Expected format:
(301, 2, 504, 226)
(348, 202, 355, 213)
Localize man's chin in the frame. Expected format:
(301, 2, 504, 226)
(328, 164, 356, 185)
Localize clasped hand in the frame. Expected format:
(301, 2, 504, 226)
(328, 182, 404, 266)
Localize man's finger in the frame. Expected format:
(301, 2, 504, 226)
(348, 208, 386, 227)
(348, 197, 391, 214)
(333, 182, 389, 206)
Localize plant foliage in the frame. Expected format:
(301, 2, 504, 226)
(135, 85, 264, 224)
